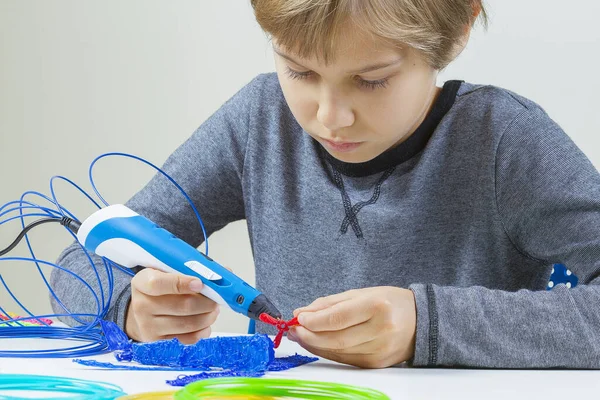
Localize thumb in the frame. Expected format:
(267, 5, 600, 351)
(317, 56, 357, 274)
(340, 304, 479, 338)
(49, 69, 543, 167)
(293, 290, 356, 317)
(140, 268, 204, 296)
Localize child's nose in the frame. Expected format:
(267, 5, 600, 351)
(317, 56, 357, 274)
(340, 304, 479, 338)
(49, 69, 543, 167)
(316, 92, 355, 131)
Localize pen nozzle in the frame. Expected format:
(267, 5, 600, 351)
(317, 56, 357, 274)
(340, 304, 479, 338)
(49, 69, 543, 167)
(248, 294, 282, 321)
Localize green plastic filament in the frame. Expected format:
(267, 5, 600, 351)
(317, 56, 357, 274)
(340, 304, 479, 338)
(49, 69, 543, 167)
(174, 377, 391, 400)
(0, 374, 126, 400)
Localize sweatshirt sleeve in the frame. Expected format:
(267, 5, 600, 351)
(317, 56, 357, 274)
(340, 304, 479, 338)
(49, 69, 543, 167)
(49, 75, 265, 330)
(410, 106, 600, 368)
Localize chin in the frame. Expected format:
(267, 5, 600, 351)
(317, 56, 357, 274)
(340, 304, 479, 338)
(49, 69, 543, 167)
(325, 149, 380, 164)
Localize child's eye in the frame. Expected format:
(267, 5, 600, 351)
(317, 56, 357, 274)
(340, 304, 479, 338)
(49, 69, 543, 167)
(356, 77, 390, 91)
(285, 66, 389, 91)
(285, 67, 313, 80)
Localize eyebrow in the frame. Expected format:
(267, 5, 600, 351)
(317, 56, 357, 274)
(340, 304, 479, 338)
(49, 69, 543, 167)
(273, 48, 403, 74)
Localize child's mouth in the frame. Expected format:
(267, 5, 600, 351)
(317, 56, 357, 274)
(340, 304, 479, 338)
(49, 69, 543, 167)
(321, 138, 364, 153)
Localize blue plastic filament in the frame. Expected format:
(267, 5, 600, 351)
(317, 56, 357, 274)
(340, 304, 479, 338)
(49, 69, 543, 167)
(0, 374, 126, 399)
(0, 152, 209, 358)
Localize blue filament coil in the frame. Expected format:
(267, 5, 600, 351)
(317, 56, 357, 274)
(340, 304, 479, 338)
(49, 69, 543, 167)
(0, 374, 126, 399)
(0, 152, 209, 358)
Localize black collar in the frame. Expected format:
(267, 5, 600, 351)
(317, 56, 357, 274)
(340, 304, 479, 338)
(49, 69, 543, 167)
(319, 80, 462, 177)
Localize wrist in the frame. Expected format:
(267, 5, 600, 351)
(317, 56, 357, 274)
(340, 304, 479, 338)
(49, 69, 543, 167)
(406, 288, 417, 360)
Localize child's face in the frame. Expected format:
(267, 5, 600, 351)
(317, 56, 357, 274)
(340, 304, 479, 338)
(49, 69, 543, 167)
(274, 24, 441, 163)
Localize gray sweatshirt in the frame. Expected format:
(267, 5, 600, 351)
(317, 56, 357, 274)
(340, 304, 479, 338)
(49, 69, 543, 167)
(51, 73, 600, 368)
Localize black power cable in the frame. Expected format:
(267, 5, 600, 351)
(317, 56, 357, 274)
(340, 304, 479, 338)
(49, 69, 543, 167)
(0, 216, 81, 257)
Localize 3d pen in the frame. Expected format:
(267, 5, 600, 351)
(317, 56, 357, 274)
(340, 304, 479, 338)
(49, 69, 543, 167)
(73, 204, 282, 321)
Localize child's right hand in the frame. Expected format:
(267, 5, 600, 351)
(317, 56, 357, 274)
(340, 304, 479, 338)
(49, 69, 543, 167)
(125, 268, 220, 344)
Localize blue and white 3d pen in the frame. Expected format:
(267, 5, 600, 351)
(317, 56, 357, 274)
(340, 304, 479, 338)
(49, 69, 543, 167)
(72, 204, 282, 321)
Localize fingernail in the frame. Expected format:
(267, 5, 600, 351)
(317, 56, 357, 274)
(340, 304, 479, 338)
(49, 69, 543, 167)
(298, 314, 306, 325)
(189, 279, 203, 292)
(287, 330, 297, 342)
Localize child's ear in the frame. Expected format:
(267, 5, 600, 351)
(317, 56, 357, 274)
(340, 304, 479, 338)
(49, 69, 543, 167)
(472, 1, 482, 22)
(466, 1, 482, 33)
(453, 1, 481, 59)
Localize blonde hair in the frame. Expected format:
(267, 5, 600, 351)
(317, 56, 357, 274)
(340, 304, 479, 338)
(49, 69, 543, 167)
(250, 0, 488, 70)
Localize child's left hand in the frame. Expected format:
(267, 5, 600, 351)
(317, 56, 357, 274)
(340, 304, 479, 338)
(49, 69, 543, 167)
(288, 287, 417, 368)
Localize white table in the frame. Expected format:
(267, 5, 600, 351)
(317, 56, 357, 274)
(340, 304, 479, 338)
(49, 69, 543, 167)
(0, 334, 598, 400)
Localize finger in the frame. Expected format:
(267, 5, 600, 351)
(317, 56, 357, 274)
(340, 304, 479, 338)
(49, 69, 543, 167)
(134, 269, 204, 296)
(152, 310, 219, 336)
(162, 326, 212, 345)
(297, 296, 378, 332)
(293, 290, 359, 317)
(150, 294, 219, 316)
(288, 319, 377, 351)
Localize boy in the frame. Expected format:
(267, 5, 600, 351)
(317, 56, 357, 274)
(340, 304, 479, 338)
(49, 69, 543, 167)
(51, 0, 600, 368)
